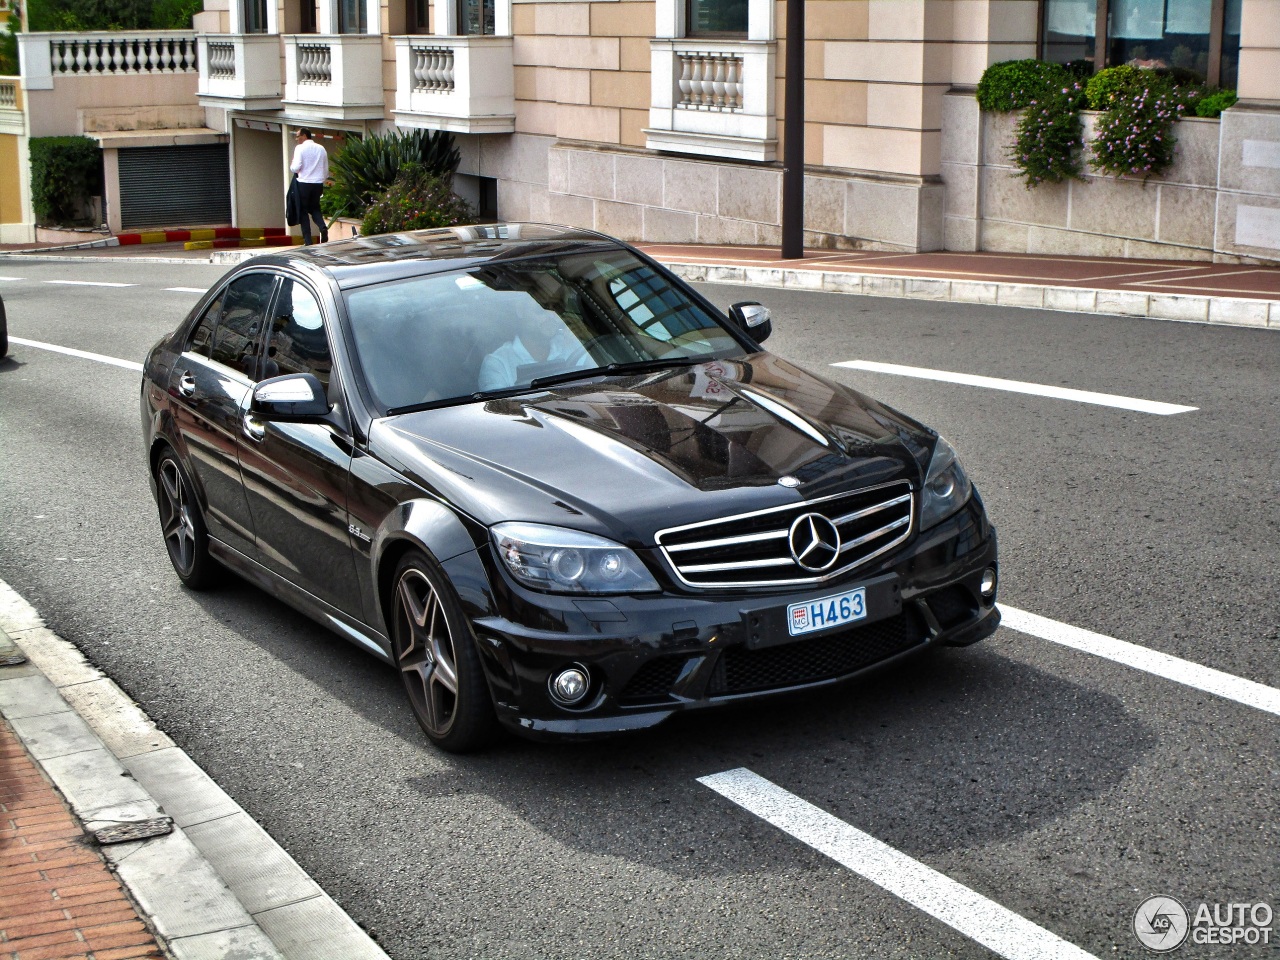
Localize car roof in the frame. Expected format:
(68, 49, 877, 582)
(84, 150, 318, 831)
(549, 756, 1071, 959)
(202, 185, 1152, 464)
(247, 222, 628, 289)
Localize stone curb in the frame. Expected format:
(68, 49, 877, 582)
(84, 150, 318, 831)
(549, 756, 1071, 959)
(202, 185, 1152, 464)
(663, 262, 1280, 330)
(0, 579, 391, 960)
(3, 248, 1276, 330)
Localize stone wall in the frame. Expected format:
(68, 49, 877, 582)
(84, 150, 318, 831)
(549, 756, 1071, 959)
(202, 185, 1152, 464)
(457, 132, 943, 250)
(942, 90, 1280, 264)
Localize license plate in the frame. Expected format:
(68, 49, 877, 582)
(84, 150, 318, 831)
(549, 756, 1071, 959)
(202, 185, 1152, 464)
(787, 587, 867, 637)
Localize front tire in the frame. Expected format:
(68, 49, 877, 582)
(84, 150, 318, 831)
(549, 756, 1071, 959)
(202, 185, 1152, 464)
(391, 550, 499, 753)
(156, 449, 218, 589)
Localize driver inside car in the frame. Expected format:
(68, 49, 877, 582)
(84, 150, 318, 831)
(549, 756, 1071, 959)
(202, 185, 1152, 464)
(477, 298, 593, 391)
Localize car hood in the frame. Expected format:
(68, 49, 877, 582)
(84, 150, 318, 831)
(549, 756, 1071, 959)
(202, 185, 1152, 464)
(372, 353, 935, 545)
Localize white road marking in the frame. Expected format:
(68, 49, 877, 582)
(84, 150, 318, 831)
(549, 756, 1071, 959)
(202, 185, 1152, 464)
(1000, 606, 1280, 718)
(9, 337, 144, 372)
(165, 287, 207, 294)
(0, 276, 25, 282)
(45, 280, 136, 288)
(831, 360, 1197, 415)
(699, 769, 1100, 960)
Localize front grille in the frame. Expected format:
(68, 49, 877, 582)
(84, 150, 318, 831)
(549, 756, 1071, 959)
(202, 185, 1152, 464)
(656, 482, 914, 589)
(618, 656, 689, 703)
(708, 608, 927, 696)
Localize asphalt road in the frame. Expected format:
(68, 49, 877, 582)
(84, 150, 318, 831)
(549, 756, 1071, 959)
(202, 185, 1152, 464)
(0, 256, 1276, 960)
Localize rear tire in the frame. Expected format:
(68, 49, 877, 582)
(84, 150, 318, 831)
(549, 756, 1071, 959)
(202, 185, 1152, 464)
(0, 294, 8, 359)
(155, 449, 218, 589)
(390, 550, 499, 753)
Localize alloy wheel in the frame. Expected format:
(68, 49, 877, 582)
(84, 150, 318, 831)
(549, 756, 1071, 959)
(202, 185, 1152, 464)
(395, 567, 461, 738)
(159, 458, 197, 576)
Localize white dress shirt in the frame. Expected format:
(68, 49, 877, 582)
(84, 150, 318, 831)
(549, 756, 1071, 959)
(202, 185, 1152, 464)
(290, 139, 329, 184)
(478, 332, 591, 391)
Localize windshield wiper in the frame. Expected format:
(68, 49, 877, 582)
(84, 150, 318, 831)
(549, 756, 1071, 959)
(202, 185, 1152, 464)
(529, 355, 706, 389)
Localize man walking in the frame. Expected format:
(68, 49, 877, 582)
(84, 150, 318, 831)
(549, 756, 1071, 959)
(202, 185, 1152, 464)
(290, 128, 329, 245)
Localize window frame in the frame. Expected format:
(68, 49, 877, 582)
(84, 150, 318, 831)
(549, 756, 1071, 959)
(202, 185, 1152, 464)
(1040, 0, 1233, 87)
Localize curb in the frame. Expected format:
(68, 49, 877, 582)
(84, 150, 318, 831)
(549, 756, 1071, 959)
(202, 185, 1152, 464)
(0, 580, 391, 960)
(660, 262, 1280, 331)
(1, 245, 1275, 330)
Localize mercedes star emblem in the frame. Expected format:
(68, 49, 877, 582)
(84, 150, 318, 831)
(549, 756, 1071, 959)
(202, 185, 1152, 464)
(788, 513, 842, 572)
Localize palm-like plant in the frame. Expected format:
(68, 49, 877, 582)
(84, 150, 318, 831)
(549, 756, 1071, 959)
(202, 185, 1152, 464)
(323, 129, 461, 219)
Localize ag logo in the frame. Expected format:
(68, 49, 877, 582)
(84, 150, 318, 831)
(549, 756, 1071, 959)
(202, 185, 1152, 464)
(1134, 896, 1190, 952)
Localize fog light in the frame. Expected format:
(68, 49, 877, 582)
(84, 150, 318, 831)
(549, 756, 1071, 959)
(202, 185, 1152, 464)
(549, 665, 590, 705)
(980, 567, 998, 599)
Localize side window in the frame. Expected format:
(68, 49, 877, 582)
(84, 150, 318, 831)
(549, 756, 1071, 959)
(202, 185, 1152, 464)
(211, 273, 277, 379)
(267, 280, 332, 388)
(185, 292, 223, 357)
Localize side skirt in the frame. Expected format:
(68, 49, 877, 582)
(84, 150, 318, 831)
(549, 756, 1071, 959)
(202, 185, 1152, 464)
(209, 539, 394, 664)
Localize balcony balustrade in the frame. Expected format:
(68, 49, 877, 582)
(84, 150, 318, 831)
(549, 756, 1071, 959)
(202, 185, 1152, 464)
(196, 34, 282, 110)
(392, 35, 514, 134)
(283, 34, 385, 121)
(647, 39, 776, 162)
(19, 31, 198, 90)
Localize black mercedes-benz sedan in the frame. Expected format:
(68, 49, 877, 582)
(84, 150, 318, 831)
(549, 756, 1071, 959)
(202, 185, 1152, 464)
(141, 223, 998, 752)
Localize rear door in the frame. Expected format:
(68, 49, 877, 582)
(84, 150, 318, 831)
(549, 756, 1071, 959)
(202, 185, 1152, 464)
(167, 271, 278, 556)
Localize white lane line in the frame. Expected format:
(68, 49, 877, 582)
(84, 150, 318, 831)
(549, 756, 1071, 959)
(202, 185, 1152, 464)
(832, 360, 1197, 415)
(44, 280, 136, 288)
(9, 337, 143, 372)
(1000, 606, 1280, 718)
(165, 287, 207, 294)
(0, 276, 25, 282)
(699, 769, 1099, 960)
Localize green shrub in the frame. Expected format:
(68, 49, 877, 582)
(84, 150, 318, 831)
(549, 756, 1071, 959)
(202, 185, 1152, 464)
(325, 129, 461, 220)
(151, 0, 204, 28)
(976, 59, 1076, 112)
(1084, 65, 1152, 109)
(1012, 82, 1086, 187)
(1088, 83, 1186, 181)
(359, 165, 473, 236)
(26, 0, 155, 29)
(30, 137, 103, 225)
(0, 21, 18, 76)
(1195, 88, 1238, 118)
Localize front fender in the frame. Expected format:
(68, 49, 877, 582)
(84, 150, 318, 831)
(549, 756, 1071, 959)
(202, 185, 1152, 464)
(369, 498, 483, 637)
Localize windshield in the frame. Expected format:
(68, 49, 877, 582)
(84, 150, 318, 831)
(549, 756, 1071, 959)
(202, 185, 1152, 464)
(344, 248, 744, 412)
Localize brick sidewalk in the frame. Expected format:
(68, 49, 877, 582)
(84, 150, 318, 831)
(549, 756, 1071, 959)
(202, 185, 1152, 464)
(0, 719, 164, 960)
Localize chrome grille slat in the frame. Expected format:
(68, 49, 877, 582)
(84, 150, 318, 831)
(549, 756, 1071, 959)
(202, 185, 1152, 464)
(679, 557, 797, 573)
(832, 493, 912, 527)
(664, 529, 788, 553)
(655, 481, 915, 589)
(837, 515, 910, 554)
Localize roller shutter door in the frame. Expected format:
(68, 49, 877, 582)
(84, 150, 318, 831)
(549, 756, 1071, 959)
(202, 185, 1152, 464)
(117, 144, 231, 230)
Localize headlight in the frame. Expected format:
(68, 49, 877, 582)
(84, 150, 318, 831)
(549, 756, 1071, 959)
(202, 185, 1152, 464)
(491, 522, 661, 594)
(919, 436, 973, 530)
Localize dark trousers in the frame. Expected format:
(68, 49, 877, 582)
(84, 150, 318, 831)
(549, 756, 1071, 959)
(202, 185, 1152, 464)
(297, 181, 327, 245)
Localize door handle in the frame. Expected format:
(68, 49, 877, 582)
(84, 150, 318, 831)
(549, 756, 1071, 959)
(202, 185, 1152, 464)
(242, 413, 266, 442)
(177, 373, 196, 397)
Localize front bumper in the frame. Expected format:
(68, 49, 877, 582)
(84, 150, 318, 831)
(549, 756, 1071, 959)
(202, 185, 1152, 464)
(447, 496, 998, 739)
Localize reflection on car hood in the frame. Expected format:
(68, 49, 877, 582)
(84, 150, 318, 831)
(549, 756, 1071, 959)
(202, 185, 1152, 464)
(373, 354, 934, 544)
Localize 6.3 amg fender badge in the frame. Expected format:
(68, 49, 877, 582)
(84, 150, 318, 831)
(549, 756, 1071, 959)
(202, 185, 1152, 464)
(348, 523, 372, 543)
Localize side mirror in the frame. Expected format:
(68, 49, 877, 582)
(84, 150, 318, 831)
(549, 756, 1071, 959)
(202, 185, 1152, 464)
(728, 301, 772, 343)
(250, 373, 330, 420)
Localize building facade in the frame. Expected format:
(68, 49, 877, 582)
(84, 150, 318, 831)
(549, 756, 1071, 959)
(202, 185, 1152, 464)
(4, 0, 1280, 261)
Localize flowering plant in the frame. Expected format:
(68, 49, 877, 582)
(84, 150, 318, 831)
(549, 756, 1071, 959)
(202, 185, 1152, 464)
(1011, 83, 1086, 187)
(1088, 83, 1186, 180)
(360, 165, 474, 236)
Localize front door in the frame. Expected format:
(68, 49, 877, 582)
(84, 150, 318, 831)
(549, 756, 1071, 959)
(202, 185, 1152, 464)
(237, 277, 364, 619)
